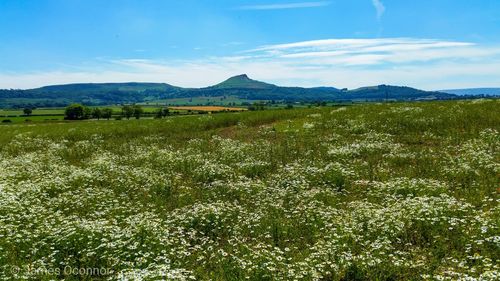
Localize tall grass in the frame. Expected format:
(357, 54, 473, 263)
(0, 100, 498, 280)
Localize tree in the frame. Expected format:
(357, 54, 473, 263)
(133, 105, 143, 119)
(84, 107, 92, 119)
(23, 108, 32, 116)
(154, 108, 163, 119)
(162, 108, 170, 117)
(64, 104, 88, 120)
(122, 105, 134, 120)
(102, 108, 113, 120)
(91, 108, 102, 120)
(154, 107, 170, 119)
(249, 101, 265, 111)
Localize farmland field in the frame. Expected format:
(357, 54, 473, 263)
(0, 107, 156, 117)
(0, 115, 65, 124)
(0, 108, 67, 116)
(141, 96, 263, 106)
(168, 106, 247, 112)
(0, 105, 249, 124)
(0, 100, 499, 280)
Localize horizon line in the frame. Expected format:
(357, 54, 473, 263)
(1, 74, 498, 92)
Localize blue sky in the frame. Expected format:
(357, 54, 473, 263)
(1, 0, 499, 90)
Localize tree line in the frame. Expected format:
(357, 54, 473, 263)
(64, 104, 170, 120)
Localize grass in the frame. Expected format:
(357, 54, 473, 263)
(168, 106, 247, 112)
(0, 100, 498, 280)
(0, 108, 66, 116)
(0, 115, 65, 124)
(0, 105, 250, 124)
(142, 96, 262, 106)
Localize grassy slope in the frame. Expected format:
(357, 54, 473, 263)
(0, 100, 498, 280)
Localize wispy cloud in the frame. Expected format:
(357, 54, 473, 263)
(245, 38, 481, 65)
(1, 38, 500, 90)
(237, 1, 331, 10)
(371, 0, 386, 20)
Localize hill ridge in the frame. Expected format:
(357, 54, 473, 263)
(440, 88, 500, 96)
(0, 75, 457, 108)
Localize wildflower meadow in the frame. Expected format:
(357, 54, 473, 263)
(0, 100, 499, 280)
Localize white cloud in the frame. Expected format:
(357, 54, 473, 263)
(371, 0, 385, 20)
(237, 1, 331, 10)
(1, 38, 500, 90)
(243, 38, 490, 66)
(248, 38, 472, 53)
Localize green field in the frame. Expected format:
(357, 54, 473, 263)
(0, 106, 211, 124)
(0, 100, 499, 280)
(0, 115, 65, 124)
(0, 106, 161, 117)
(141, 96, 264, 106)
(0, 108, 66, 116)
(0, 101, 331, 124)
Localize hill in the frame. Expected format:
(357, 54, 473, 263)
(345, 85, 451, 101)
(0, 83, 181, 108)
(440, 88, 500, 96)
(210, 74, 276, 89)
(0, 74, 456, 108)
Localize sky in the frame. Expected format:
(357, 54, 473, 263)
(0, 0, 499, 90)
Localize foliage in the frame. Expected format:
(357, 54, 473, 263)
(248, 101, 266, 111)
(154, 107, 170, 119)
(133, 105, 143, 119)
(23, 108, 32, 116)
(102, 108, 113, 120)
(91, 107, 102, 120)
(121, 105, 134, 120)
(64, 103, 89, 120)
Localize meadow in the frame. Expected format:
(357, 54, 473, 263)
(0, 100, 498, 280)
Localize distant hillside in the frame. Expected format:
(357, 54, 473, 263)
(0, 83, 182, 108)
(38, 82, 179, 93)
(440, 88, 500, 96)
(0, 74, 457, 108)
(346, 85, 452, 101)
(210, 74, 276, 89)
